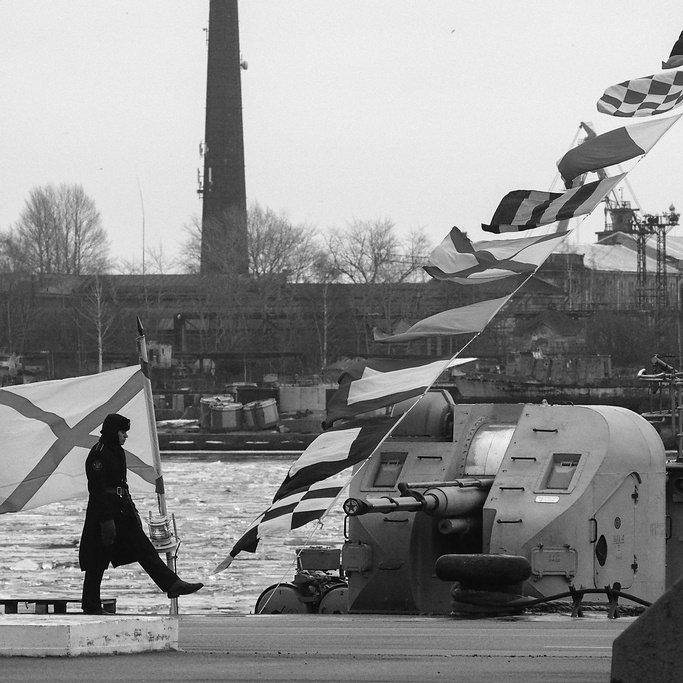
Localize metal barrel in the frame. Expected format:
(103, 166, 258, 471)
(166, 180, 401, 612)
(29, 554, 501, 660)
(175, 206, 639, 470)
(421, 486, 490, 517)
(343, 476, 493, 517)
(343, 496, 424, 516)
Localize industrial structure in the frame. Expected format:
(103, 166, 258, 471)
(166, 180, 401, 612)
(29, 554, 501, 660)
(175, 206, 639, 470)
(199, 0, 248, 277)
(600, 197, 679, 311)
(570, 121, 680, 313)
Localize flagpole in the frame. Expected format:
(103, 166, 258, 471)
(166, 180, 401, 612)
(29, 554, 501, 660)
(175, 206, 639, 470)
(136, 316, 179, 615)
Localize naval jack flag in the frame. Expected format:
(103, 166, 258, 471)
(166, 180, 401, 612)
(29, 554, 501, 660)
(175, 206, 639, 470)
(424, 227, 569, 283)
(0, 366, 162, 514)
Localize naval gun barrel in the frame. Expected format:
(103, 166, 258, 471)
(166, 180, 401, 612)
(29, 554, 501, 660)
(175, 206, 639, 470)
(652, 354, 678, 374)
(638, 355, 683, 384)
(343, 476, 494, 517)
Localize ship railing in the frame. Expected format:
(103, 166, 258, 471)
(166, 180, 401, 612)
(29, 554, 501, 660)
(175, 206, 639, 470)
(638, 355, 683, 462)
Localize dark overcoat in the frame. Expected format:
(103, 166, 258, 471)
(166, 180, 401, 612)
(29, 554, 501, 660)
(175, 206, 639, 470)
(78, 437, 144, 571)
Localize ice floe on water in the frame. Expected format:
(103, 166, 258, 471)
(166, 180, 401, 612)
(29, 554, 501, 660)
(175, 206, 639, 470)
(0, 454, 344, 615)
(8, 559, 40, 572)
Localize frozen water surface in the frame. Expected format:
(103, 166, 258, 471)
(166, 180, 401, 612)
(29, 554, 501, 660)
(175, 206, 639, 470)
(0, 454, 345, 615)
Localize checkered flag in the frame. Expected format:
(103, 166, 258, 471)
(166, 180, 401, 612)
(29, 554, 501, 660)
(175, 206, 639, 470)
(597, 69, 683, 117)
(212, 478, 349, 573)
(214, 416, 401, 571)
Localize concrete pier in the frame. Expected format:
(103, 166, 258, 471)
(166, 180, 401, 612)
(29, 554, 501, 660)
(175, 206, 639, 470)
(0, 615, 178, 656)
(0, 613, 627, 681)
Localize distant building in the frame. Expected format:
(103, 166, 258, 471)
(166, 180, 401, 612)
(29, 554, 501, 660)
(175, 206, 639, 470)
(2, 230, 683, 386)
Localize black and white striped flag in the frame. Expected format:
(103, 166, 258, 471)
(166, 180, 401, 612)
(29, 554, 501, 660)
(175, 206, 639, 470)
(214, 415, 400, 571)
(482, 174, 625, 233)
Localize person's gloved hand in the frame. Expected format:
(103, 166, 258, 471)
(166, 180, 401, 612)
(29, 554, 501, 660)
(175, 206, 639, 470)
(100, 520, 116, 546)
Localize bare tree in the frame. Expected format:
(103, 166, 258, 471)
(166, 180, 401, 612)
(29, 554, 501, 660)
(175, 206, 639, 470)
(402, 228, 432, 284)
(116, 242, 177, 275)
(0, 231, 26, 273)
(325, 219, 431, 284)
(306, 253, 344, 370)
(0, 234, 36, 354)
(178, 216, 203, 275)
(248, 202, 322, 282)
(179, 203, 324, 282)
(7, 184, 110, 275)
(73, 275, 116, 373)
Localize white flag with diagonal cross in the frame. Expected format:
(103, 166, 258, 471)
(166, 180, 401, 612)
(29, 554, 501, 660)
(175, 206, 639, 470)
(0, 366, 162, 514)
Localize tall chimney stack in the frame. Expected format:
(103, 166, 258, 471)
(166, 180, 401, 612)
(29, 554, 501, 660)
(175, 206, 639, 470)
(200, 0, 248, 276)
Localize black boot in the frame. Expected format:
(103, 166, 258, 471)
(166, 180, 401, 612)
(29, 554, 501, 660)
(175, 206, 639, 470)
(82, 606, 113, 615)
(82, 568, 107, 615)
(167, 578, 204, 599)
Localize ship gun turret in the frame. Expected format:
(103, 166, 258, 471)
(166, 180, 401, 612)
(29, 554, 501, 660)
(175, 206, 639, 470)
(339, 394, 668, 615)
(343, 476, 494, 518)
(256, 391, 672, 617)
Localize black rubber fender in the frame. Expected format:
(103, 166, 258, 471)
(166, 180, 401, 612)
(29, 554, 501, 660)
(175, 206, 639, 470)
(435, 553, 532, 584)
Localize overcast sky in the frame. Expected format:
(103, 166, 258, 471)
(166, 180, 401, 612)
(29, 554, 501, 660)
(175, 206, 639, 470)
(2, 2, 683, 270)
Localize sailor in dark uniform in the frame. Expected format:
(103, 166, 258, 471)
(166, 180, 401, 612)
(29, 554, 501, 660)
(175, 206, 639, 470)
(79, 413, 203, 614)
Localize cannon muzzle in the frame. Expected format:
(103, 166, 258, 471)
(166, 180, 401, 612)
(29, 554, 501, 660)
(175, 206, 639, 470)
(343, 495, 423, 516)
(343, 477, 494, 517)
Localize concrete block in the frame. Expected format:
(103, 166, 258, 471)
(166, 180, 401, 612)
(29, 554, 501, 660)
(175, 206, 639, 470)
(611, 578, 683, 682)
(280, 414, 325, 434)
(0, 615, 178, 657)
(279, 385, 330, 413)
